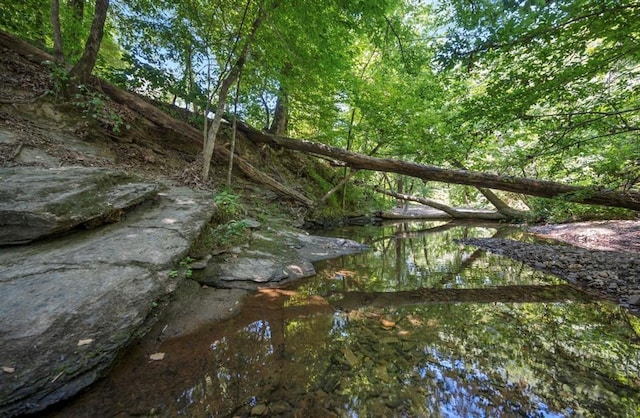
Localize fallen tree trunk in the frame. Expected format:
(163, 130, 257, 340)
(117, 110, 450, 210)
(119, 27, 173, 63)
(374, 186, 508, 220)
(236, 122, 640, 211)
(450, 160, 529, 219)
(100, 83, 314, 206)
(477, 187, 529, 219)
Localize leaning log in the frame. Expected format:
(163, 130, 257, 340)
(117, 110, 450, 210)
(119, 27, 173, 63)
(235, 122, 640, 211)
(374, 186, 508, 220)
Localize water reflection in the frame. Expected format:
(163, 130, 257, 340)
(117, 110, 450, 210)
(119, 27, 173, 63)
(312, 221, 564, 292)
(51, 221, 640, 417)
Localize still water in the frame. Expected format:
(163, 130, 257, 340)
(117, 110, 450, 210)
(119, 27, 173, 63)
(53, 221, 640, 417)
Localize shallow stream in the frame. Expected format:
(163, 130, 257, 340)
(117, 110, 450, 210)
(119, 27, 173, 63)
(51, 221, 640, 417)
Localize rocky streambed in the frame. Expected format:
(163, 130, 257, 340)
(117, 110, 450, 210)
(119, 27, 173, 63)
(459, 223, 640, 315)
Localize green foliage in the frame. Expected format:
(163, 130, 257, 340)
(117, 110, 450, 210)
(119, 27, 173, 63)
(213, 188, 244, 223)
(207, 219, 250, 249)
(180, 256, 194, 279)
(6, 0, 638, 215)
(72, 86, 128, 133)
(43, 61, 128, 133)
(43, 60, 72, 98)
(527, 197, 636, 223)
(169, 256, 195, 279)
(435, 0, 640, 193)
(0, 0, 50, 46)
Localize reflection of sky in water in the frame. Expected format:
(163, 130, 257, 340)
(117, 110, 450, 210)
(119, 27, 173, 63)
(418, 346, 568, 418)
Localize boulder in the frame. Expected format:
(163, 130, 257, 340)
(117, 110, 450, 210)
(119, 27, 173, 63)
(0, 166, 160, 245)
(0, 180, 215, 417)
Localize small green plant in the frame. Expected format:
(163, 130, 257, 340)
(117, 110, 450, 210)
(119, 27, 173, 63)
(207, 219, 250, 248)
(43, 60, 70, 98)
(169, 256, 195, 279)
(72, 86, 128, 133)
(213, 188, 243, 222)
(44, 62, 129, 134)
(180, 256, 194, 279)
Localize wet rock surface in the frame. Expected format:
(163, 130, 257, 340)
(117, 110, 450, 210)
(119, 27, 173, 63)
(0, 177, 214, 417)
(457, 236, 640, 314)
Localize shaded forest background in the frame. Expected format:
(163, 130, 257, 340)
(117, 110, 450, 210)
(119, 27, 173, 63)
(1, 0, 640, 222)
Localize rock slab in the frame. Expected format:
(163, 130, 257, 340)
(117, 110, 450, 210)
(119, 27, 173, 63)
(200, 228, 368, 290)
(0, 179, 214, 417)
(0, 166, 160, 245)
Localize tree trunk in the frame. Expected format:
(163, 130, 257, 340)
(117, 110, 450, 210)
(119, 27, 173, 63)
(374, 186, 508, 220)
(236, 124, 640, 211)
(476, 187, 529, 219)
(70, 0, 109, 84)
(319, 169, 359, 205)
(50, 0, 65, 63)
(202, 0, 272, 181)
(0, 28, 308, 207)
(268, 62, 291, 135)
(202, 65, 241, 180)
(451, 159, 528, 218)
(227, 76, 241, 186)
(268, 88, 288, 135)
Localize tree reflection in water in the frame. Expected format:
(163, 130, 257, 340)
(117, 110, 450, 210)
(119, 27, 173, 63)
(51, 221, 640, 417)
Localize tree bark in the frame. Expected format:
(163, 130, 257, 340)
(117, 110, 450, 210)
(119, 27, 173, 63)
(451, 159, 528, 218)
(202, 64, 241, 180)
(50, 0, 65, 63)
(70, 0, 109, 84)
(202, 0, 278, 181)
(236, 123, 640, 211)
(268, 88, 288, 135)
(476, 187, 529, 219)
(319, 169, 359, 205)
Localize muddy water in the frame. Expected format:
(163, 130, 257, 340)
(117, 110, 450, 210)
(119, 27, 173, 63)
(51, 221, 640, 417)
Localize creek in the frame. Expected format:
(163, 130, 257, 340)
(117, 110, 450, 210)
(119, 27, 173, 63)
(49, 220, 640, 417)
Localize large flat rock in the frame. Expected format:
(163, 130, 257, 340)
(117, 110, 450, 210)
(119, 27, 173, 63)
(0, 166, 160, 245)
(200, 228, 369, 290)
(0, 185, 215, 417)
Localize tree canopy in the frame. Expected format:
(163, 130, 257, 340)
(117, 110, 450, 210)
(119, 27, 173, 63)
(2, 0, 639, 218)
